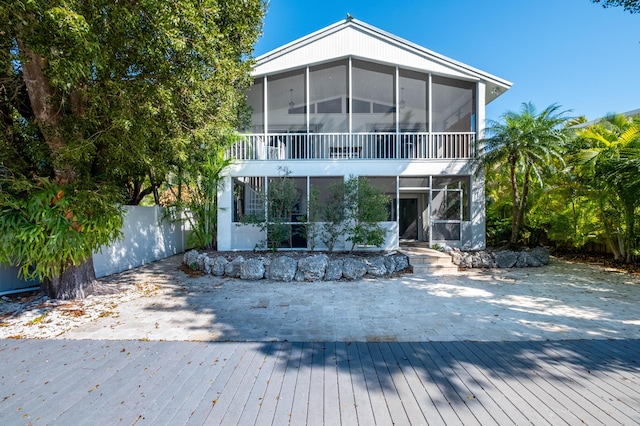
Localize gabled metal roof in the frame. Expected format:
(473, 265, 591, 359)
(254, 17, 512, 104)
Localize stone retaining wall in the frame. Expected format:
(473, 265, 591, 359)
(183, 250, 410, 282)
(448, 247, 550, 269)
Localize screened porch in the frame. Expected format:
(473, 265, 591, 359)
(236, 58, 479, 161)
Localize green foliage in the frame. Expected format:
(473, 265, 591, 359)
(0, 1, 265, 290)
(571, 114, 640, 261)
(165, 134, 236, 250)
(343, 176, 391, 251)
(241, 167, 301, 252)
(592, 0, 640, 13)
(0, 177, 123, 281)
(301, 185, 321, 251)
(480, 102, 571, 246)
(319, 181, 346, 252)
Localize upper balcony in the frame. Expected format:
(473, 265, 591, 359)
(229, 132, 476, 161)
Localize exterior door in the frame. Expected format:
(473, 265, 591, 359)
(399, 198, 418, 240)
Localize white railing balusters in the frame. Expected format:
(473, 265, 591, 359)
(228, 132, 475, 160)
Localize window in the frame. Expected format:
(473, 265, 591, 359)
(399, 69, 428, 132)
(310, 60, 348, 132)
(432, 76, 475, 133)
(267, 69, 306, 133)
(364, 176, 397, 221)
(352, 60, 395, 132)
(245, 78, 264, 133)
(233, 177, 265, 222)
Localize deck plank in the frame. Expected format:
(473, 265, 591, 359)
(236, 342, 286, 426)
(165, 342, 241, 424)
(501, 341, 612, 425)
(388, 343, 447, 426)
(252, 342, 293, 425)
(344, 341, 377, 425)
(271, 341, 305, 424)
(333, 343, 359, 426)
(510, 340, 638, 425)
(322, 342, 342, 425)
(204, 342, 263, 424)
(307, 342, 325, 426)
(378, 342, 430, 425)
(0, 340, 120, 416)
(355, 341, 395, 425)
(447, 341, 547, 425)
(139, 342, 229, 424)
(469, 341, 587, 425)
(367, 342, 413, 425)
(212, 342, 274, 426)
(67, 341, 190, 424)
(432, 341, 516, 425)
(2, 339, 640, 425)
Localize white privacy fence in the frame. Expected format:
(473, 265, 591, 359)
(0, 206, 189, 295)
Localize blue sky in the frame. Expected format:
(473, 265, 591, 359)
(253, 0, 639, 122)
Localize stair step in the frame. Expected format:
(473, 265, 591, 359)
(398, 247, 458, 275)
(407, 256, 453, 266)
(411, 264, 459, 276)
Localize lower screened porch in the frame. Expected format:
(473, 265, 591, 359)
(217, 172, 485, 252)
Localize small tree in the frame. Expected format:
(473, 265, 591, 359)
(319, 181, 346, 252)
(242, 167, 300, 252)
(480, 102, 571, 247)
(166, 134, 236, 250)
(302, 185, 321, 251)
(343, 176, 391, 251)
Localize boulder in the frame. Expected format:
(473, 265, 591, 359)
(224, 256, 244, 278)
(515, 252, 531, 268)
(530, 247, 550, 266)
(295, 254, 329, 282)
(211, 256, 228, 276)
(325, 259, 344, 281)
(267, 256, 297, 282)
(495, 251, 518, 268)
(393, 254, 410, 271)
(459, 252, 474, 269)
(383, 256, 397, 274)
(472, 251, 494, 268)
(196, 253, 209, 273)
(365, 257, 387, 276)
(342, 257, 367, 280)
(240, 258, 265, 280)
(450, 250, 463, 266)
(183, 249, 199, 267)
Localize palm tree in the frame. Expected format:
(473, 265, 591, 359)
(480, 102, 571, 247)
(575, 114, 640, 262)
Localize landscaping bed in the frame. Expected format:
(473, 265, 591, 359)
(183, 249, 411, 282)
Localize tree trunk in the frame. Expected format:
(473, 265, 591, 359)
(41, 257, 100, 300)
(624, 201, 636, 263)
(509, 159, 520, 246)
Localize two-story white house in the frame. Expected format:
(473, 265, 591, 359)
(217, 17, 511, 252)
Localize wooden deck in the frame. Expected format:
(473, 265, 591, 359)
(1, 339, 639, 425)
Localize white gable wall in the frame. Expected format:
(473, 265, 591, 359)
(255, 26, 474, 81)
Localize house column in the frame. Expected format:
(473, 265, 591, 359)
(217, 175, 233, 251)
(470, 81, 486, 249)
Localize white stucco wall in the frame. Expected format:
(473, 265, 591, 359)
(1, 206, 187, 294)
(92, 206, 187, 278)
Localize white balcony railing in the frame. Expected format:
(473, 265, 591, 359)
(228, 132, 476, 161)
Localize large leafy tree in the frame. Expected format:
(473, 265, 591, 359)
(0, 1, 265, 299)
(480, 102, 572, 247)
